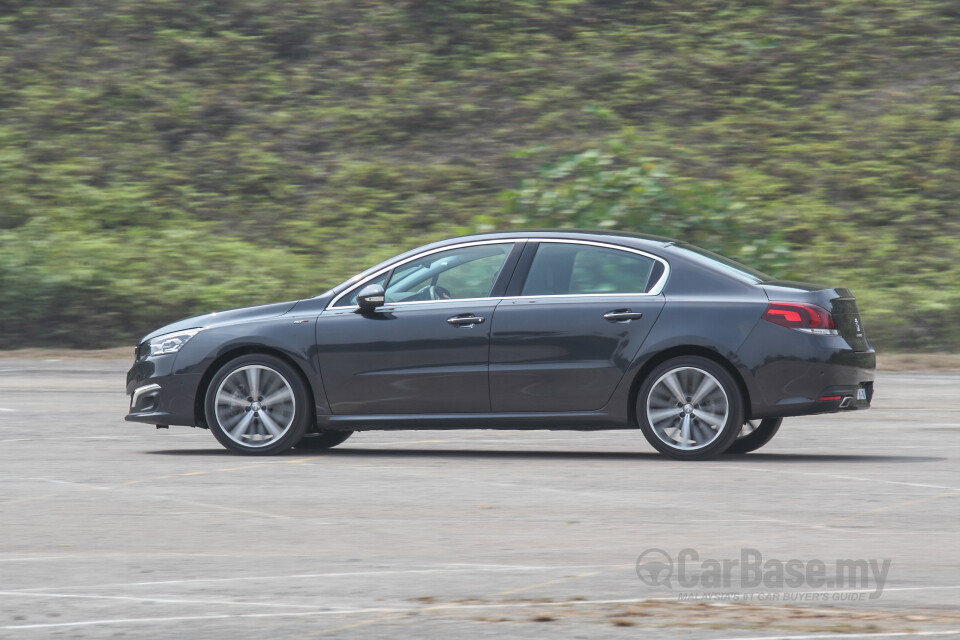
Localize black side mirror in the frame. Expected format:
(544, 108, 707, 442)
(356, 284, 386, 311)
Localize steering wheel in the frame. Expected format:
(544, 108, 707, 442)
(415, 285, 453, 300)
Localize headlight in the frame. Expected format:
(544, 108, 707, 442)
(146, 329, 202, 356)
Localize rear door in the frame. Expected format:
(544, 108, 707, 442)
(489, 240, 666, 412)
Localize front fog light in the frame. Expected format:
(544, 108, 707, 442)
(147, 329, 201, 356)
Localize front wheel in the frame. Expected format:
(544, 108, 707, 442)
(637, 356, 744, 460)
(204, 354, 312, 455)
(725, 418, 783, 454)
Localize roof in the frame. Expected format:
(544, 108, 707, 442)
(326, 229, 683, 297)
(435, 228, 680, 249)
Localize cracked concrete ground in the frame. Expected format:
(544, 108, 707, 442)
(0, 360, 958, 638)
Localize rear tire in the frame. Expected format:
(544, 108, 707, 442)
(637, 356, 744, 460)
(295, 431, 353, 450)
(725, 418, 783, 454)
(204, 354, 311, 455)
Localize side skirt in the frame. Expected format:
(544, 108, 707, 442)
(315, 411, 632, 431)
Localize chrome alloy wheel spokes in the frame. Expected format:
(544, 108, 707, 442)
(646, 367, 729, 451)
(214, 365, 296, 447)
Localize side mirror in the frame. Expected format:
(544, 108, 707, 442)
(356, 284, 386, 311)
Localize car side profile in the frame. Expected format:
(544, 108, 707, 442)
(126, 230, 876, 460)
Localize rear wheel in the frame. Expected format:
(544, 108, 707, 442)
(725, 418, 783, 454)
(295, 430, 353, 450)
(205, 354, 311, 455)
(637, 356, 744, 460)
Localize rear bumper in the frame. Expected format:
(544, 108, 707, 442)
(737, 323, 876, 420)
(757, 381, 874, 418)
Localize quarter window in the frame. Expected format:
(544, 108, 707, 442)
(521, 243, 656, 296)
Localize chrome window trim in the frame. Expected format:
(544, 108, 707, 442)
(326, 237, 670, 310)
(501, 292, 662, 301)
(328, 296, 502, 312)
(328, 239, 518, 309)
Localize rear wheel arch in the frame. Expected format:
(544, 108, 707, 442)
(627, 346, 752, 426)
(194, 346, 316, 429)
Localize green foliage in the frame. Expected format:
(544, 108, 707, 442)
(0, 220, 317, 347)
(496, 136, 792, 274)
(0, 0, 958, 349)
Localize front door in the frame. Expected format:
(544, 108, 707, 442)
(318, 242, 517, 415)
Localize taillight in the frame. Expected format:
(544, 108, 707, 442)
(762, 302, 838, 335)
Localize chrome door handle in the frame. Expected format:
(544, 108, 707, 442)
(447, 314, 485, 327)
(603, 309, 644, 322)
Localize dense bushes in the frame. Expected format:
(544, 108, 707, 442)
(493, 138, 793, 275)
(0, 1, 958, 349)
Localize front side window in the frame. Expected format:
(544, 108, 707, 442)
(385, 243, 513, 302)
(521, 243, 656, 296)
(334, 243, 513, 306)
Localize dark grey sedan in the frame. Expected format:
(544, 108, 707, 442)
(126, 230, 875, 460)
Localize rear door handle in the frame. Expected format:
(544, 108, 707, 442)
(603, 309, 644, 322)
(447, 314, 485, 327)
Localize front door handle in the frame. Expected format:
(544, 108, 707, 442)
(447, 314, 485, 327)
(603, 309, 644, 322)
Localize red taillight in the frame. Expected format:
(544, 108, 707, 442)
(762, 302, 837, 335)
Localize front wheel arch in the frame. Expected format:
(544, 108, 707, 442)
(204, 353, 312, 454)
(194, 346, 316, 430)
(627, 346, 751, 428)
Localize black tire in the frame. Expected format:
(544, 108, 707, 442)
(295, 430, 354, 450)
(637, 356, 744, 461)
(204, 354, 312, 455)
(725, 418, 783, 454)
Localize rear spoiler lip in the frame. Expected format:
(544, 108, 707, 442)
(759, 280, 855, 299)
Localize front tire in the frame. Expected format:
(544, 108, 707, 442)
(295, 430, 353, 450)
(204, 354, 311, 455)
(637, 356, 744, 460)
(725, 418, 783, 454)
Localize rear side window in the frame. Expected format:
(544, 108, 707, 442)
(521, 243, 656, 296)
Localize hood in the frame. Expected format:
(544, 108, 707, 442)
(139, 300, 299, 344)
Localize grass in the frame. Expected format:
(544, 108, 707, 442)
(1, 1, 958, 349)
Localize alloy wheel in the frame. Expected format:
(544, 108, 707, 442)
(214, 365, 296, 448)
(645, 366, 730, 451)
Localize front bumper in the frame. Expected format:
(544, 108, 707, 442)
(125, 354, 202, 426)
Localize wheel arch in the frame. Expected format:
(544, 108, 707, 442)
(194, 346, 317, 429)
(627, 346, 753, 426)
